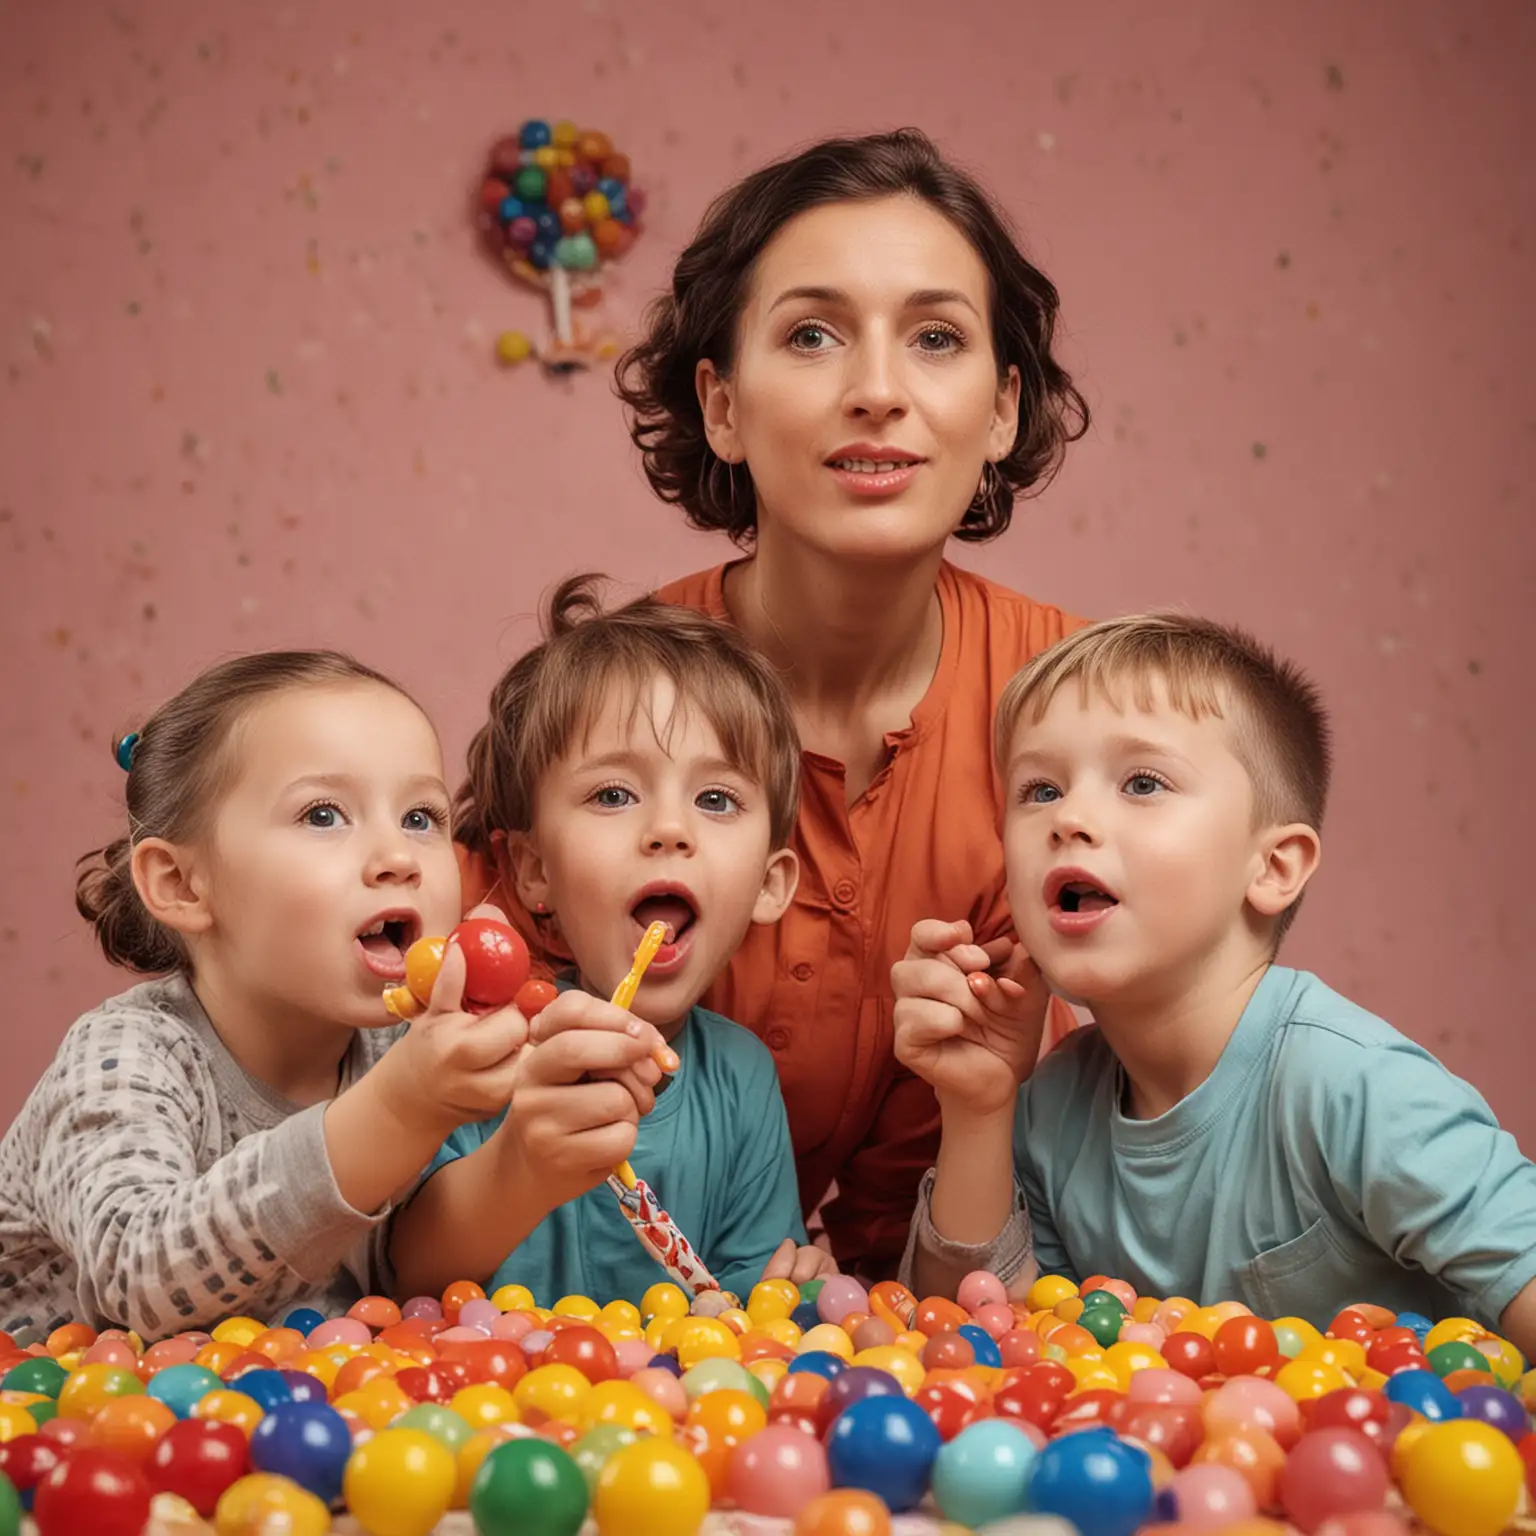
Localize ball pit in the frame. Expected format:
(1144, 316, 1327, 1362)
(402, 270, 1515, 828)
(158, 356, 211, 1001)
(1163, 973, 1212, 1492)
(0, 1277, 1531, 1534)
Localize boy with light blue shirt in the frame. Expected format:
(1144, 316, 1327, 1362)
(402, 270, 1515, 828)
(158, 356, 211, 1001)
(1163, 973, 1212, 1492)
(390, 579, 835, 1306)
(894, 612, 1536, 1354)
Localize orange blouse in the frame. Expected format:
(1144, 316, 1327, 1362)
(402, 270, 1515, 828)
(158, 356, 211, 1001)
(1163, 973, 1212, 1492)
(460, 560, 1084, 1274)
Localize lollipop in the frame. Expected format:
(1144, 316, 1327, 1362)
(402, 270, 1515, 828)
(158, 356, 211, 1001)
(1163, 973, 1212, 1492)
(478, 117, 647, 374)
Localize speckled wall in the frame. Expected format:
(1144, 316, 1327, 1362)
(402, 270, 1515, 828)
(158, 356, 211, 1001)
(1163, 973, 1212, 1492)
(3, 0, 1532, 1147)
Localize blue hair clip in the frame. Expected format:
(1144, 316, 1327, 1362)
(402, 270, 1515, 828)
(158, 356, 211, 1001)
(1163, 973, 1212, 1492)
(115, 732, 140, 772)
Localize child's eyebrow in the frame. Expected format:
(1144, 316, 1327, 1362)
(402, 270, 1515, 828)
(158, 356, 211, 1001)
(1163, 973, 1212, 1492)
(281, 772, 448, 797)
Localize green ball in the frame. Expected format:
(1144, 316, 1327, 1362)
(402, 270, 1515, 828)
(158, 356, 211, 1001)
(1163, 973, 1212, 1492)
(25, 1400, 57, 1427)
(0, 1472, 19, 1536)
(679, 1358, 754, 1401)
(394, 1402, 472, 1451)
(1080, 1290, 1127, 1317)
(1, 1358, 67, 1397)
(470, 1438, 588, 1536)
(1274, 1323, 1306, 1359)
(1078, 1304, 1125, 1348)
(568, 232, 597, 270)
(571, 1424, 637, 1492)
(514, 165, 547, 203)
(798, 1278, 827, 1304)
(1426, 1340, 1493, 1378)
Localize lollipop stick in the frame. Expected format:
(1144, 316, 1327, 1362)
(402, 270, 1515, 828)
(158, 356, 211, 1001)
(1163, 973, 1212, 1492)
(609, 920, 678, 1186)
(549, 264, 575, 345)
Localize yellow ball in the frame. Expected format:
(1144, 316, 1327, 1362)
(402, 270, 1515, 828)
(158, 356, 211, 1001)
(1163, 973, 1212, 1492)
(449, 1383, 520, 1429)
(495, 330, 533, 366)
(1181, 1307, 1223, 1341)
(1400, 1419, 1524, 1536)
(850, 1345, 924, 1394)
(893, 1329, 930, 1355)
(756, 1277, 800, 1309)
(1476, 1336, 1524, 1388)
(593, 1435, 711, 1536)
(532, 146, 559, 169)
(1027, 1274, 1079, 1311)
(675, 1319, 740, 1368)
(580, 1378, 675, 1437)
(600, 1299, 643, 1333)
(1300, 1336, 1366, 1377)
(757, 1317, 803, 1349)
(1132, 1297, 1161, 1324)
(192, 1389, 264, 1436)
(454, 1424, 523, 1507)
(552, 119, 579, 147)
(343, 1427, 457, 1536)
(210, 1316, 265, 1347)
(643, 1317, 673, 1354)
(490, 1283, 535, 1311)
(553, 1294, 601, 1321)
(1103, 1341, 1168, 1386)
(1053, 1296, 1085, 1324)
(796, 1324, 854, 1361)
(513, 1363, 592, 1424)
(718, 1308, 752, 1336)
(288, 1350, 340, 1390)
(215, 1472, 330, 1536)
(0, 1403, 37, 1442)
(747, 1281, 795, 1326)
(57, 1363, 143, 1420)
(1273, 1358, 1351, 1402)
(333, 1378, 413, 1430)
(1424, 1316, 1487, 1355)
(747, 1357, 788, 1393)
(641, 1283, 690, 1324)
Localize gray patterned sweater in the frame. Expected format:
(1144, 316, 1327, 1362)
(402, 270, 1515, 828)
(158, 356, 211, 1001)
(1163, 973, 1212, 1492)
(0, 974, 405, 1340)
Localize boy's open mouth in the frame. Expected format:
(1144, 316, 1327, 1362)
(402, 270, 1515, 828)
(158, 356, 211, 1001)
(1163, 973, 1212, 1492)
(1056, 882, 1118, 915)
(630, 887, 698, 948)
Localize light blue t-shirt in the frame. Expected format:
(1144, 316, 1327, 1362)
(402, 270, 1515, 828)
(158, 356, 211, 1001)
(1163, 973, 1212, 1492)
(1016, 966, 1536, 1331)
(426, 998, 806, 1308)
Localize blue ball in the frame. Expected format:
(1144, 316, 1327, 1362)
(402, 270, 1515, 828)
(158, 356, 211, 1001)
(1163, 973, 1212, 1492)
(825, 1394, 941, 1512)
(498, 195, 527, 225)
(931, 1418, 1037, 1526)
(958, 1323, 1002, 1368)
(1396, 1310, 1434, 1341)
(533, 208, 563, 243)
(646, 1354, 684, 1377)
(786, 1351, 846, 1381)
(276, 1369, 328, 1404)
(224, 1368, 292, 1412)
(1028, 1425, 1154, 1536)
(790, 1300, 822, 1332)
(1384, 1368, 1464, 1421)
(282, 1307, 325, 1337)
(249, 1401, 353, 1504)
(527, 239, 556, 271)
(596, 176, 625, 201)
(604, 187, 629, 218)
(146, 1363, 224, 1419)
(519, 119, 552, 150)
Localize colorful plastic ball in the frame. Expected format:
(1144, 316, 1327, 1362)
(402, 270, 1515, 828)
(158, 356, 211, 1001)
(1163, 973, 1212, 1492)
(283, 1307, 325, 1335)
(1027, 1425, 1155, 1536)
(527, 239, 556, 272)
(520, 119, 552, 150)
(33, 1446, 153, 1536)
(570, 165, 598, 197)
(276, 1369, 327, 1403)
(468, 1437, 587, 1536)
(222, 1367, 291, 1413)
(247, 1400, 351, 1503)
(930, 1418, 1038, 1525)
(149, 1419, 250, 1516)
(0, 1434, 60, 1510)
(1457, 1383, 1529, 1440)
(213, 1471, 330, 1536)
(792, 1300, 823, 1332)
(514, 166, 547, 203)
(57, 1362, 144, 1420)
(145, 1361, 223, 1418)
(1429, 1341, 1494, 1378)
(728, 1423, 831, 1517)
(816, 1277, 872, 1327)
(1278, 1427, 1389, 1532)
(396, 1403, 474, 1453)
(788, 1351, 846, 1381)
(1400, 1417, 1525, 1536)
(507, 214, 538, 249)
(572, 1424, 638, 1492)
(1384, 1369, 1463, 1421)
(958, 1323, 1002, 1367)
(818, 1367, 904, 1432)
(0, 1473, 17, 1536)
(593, 1435, 710, 1536)
(343, 1427, 456, 1536)
(87, 1394, 177, 1463)
(1161, 1462, 1257, 1523)
(1, 1359, 67, 1398)
(793, 1488, 892, 1535)
(825, 1394, 941, 1512)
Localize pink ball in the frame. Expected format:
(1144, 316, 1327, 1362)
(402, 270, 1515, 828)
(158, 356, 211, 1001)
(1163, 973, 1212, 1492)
(1205, 1374, 1302, 1449)
(1279, 1428, 1389, 1534)
(490, 1311, 534, 1343)
(814, 1276, 869, 1326)
(435, 1325, 490, 1344)
(957, 1270, 1008, 1313)
(727, 1424, 831, 1517)
(83, 1337, 138, 1367)
(400, 1296, 443, 1321)
(1315, 1515, 1413, 1536)
(997, 1328, 1042, 1368)
(1167, 1463, 1257, 1527)
(630, 1366, 687, 1421)
(1118, 1321, 1168, 1349)
(456, 1300, 501, 1332)
(1126, 1367, 1204, 1406)
(521, 1330, 553, 1357)
(970, 1302, 1015, 1340)
(613, 1339, 653, 1378)
(306, 1317, 371, 1348)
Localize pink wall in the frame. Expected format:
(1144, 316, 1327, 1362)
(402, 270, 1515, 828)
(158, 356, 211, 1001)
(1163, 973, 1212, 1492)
(3, 0, 1532, 1147)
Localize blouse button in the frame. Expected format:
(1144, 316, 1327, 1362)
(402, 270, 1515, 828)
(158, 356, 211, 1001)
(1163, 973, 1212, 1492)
(831, 878, 857, 910)
(792, 963, 814, 982)
(766, 1028, 791, 1052)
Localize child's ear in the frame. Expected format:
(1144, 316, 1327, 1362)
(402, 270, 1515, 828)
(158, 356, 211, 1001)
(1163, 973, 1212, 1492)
(132, 839, 213, 938)
(504, 832, 552, 916)
(751, 848, 799, 926)
(1247, 823, 1321, 919)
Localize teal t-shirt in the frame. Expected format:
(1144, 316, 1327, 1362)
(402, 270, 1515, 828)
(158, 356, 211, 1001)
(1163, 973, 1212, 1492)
(426, 999, 806, 1308)
(1016, 966, 1536, 1330)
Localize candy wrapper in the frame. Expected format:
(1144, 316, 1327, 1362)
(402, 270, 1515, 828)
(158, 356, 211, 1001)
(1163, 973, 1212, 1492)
(605, 1171, 727, 1299)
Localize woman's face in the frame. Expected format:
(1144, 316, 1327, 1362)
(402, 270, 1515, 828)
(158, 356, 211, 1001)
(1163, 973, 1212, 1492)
(698, 194, 1020, 566)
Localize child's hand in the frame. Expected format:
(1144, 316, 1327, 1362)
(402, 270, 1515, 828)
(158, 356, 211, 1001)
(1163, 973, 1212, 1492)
(759, 1238, 840, 1286)
(373, 934, 529, 1139)
(493, 989, 672, 1211)
(892, 919, 1049, 1117)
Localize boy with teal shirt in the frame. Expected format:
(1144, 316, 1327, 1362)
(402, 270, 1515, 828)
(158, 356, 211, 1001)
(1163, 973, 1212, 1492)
(390, 580, 834, 1304)
(894, 613, 1536, 1353)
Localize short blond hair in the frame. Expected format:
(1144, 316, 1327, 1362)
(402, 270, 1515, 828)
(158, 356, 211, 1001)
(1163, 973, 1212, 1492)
(456, 575, 801, 855)
(995, 612, 1331, 940)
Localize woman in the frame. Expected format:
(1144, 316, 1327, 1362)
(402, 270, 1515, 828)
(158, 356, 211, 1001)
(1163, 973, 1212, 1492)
(468, 129, 1088, 1278)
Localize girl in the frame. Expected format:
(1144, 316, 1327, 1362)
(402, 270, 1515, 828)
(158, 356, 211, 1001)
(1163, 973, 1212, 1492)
(0, 651, 526, 1339)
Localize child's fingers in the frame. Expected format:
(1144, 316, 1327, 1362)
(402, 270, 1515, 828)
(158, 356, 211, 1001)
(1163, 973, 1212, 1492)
(903, 918, 975, 963)
(757, 1237, 796, 1281)
(893, 956, 983, 1013)
(530, 991, 671, 1061)
(892, 997, 968, 1051)
(523, 1030, 656, 1087)
(788, 1243, 839, 1283)
(424, 939, 467, 1015)
(446, 1007, 529, 1070)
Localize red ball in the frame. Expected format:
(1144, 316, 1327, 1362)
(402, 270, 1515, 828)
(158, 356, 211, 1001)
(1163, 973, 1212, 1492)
(1519, 1429, 1536, 1499)
(1278, 1426, 1389, 1532)
(451, 918, 530, 1010)
(34, 1448, 153, 1536)
(0, 1433, 62, 1504)
(1163, 1330, 1219, 1379)
(515, 977, 559, 1019)
(435, 1337, 528, 1391)
(149, 1419, 250, 1516)
(1213, 1316, 1281, 1376)
(538, 1325, 618, 1384)
(992, 1362, 1072, 1430)
(913, 1381, 991, 1441)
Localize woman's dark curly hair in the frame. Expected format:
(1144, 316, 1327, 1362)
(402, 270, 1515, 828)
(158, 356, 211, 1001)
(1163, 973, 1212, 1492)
(616, 128, 1089, 546)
